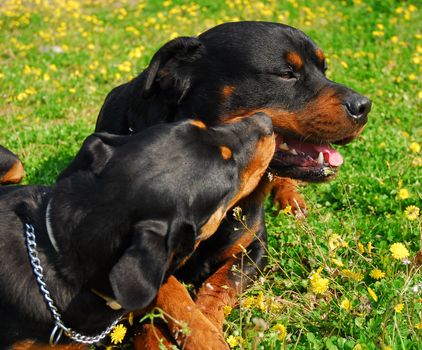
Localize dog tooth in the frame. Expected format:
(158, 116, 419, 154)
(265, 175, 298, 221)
(291, 148, 298, 155)
(279, 143, 289, 151)
(317, 152, 324, 164)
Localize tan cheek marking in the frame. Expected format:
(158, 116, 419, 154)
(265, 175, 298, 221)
(315, 48, 325, 63)
(220, 145, 232, 160)
(221, 85, 235, 99)
(198, 134, 275, 242)
(190, 120, 207, 129)
(0, 160, 25, 184)
(286, 52, 303, 70)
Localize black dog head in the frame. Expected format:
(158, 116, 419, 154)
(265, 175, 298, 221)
(51, 113, 274, 310)
(96, 21, 371, 182)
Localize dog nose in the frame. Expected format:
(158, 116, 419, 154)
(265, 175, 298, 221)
(249, 112, 274, 136)
(345, 95, 371, 124)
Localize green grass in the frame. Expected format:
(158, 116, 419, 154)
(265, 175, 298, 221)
(1, 0, 421, 349)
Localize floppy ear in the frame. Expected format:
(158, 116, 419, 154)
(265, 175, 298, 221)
(57, 133, 129, 180)
(109, 220, 170, 310)
(142, 36, 205, 103)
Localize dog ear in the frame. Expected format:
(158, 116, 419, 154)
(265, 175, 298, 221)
(57, 133, 128, 180)
(142, 36, 205, 103)
(109, 220, 170, 310)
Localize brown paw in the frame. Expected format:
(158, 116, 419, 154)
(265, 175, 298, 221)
(134, 323, 175, 350)
(272, 177, 307, 216)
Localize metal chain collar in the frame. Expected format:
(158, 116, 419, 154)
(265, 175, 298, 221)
(24, 223, 121, 346)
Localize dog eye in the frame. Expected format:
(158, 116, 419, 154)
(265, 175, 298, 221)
(280, 71, 296, 80)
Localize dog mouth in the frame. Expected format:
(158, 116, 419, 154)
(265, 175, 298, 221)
(269, 134, 344, 182)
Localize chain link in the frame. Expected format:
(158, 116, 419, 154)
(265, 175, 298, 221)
(24, 223, 121, 345)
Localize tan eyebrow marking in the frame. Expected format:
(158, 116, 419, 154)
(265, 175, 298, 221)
(315, 48, 325, 63)
(286, 52, 303, 70)
(221, 85, 235, 99)
(191, 120, 207, 129)
(220, 145, 232, 160)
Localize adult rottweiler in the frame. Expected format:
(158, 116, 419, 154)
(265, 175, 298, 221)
(0, 145, 25, 185)
(0, 113, 275, 349)
(95, 21, 371, 347)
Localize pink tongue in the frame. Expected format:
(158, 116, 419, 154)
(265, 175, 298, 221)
(283, 137, 344, 167)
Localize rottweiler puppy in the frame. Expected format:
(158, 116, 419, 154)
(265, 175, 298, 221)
(0, 113, 274, 349)
(0, 145, 25, 185)
(95, 21, 371, 347)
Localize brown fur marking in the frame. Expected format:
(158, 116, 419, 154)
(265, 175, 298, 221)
(1, 160, 25, 184)
(272, 177, 306, 214)
(221, 85, 235, 99)
(190, 120, 207, 129)
(198, 133, 274, 242)
(13, 341, 86, 350)
(134, 324, 175, 350)
(315, 48, 325, 63)
(155, 276, 229, 350)
(220, 145, 232, 160)
(223, 88, 365, 143)
(286, 52, 303, 70)
(195, 259, 239, 331)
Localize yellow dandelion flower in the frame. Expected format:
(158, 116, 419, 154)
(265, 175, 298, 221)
(390, 243, 410, 260)
(408, 73, 417, 81)
(398, 188, 410, 200)
(272, 323, 287, 341)
(342, 269, 364, 282)
(410, 142, 421, 153)
(282, 205, 292, 214)
(328, 234, 343, 250)
(370, 269, 386, 280)
(413, 157, 422, 167)
(390, 36, 398, 43)
(227, 335, 243, 348)
(255, 292, 266, 311)
(415, 322, 422, 330)
(394, 303, 404, 313)
(367, 242, 373, 254)
(340, 298, 352, 311)
(110, 324, 127, 344)
(169, 32, 179, 40)
(223, 305, 232, 316)
(331, 258, 344, 267)
(383, 346, 393, 350)
(310, 270, 329, 294)
(358, 242, 365, 253)
(367, 287, 378, 302)
(405, 205, 420, 221)
(226, 335, 239, 348)
(242, 296, 255, 309)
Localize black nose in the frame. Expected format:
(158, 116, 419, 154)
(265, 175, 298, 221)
(345, 95, 371, 124)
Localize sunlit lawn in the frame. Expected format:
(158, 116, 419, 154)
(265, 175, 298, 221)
(0, 0, 421, 349)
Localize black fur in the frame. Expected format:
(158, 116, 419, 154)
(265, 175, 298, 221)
(94, 21, 371, 305)
(0, 114, 273, 346)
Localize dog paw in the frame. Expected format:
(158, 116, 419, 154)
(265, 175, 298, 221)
(272, 177, 307, 217)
